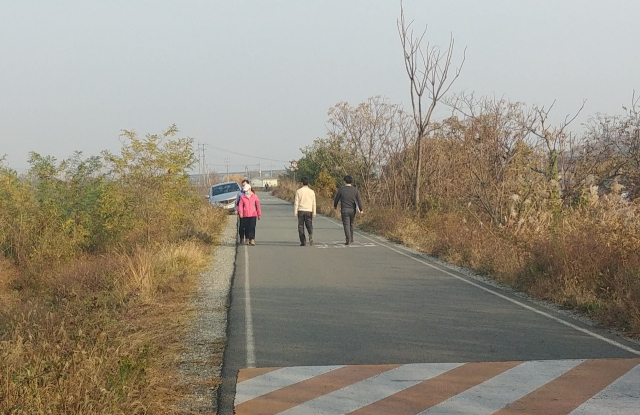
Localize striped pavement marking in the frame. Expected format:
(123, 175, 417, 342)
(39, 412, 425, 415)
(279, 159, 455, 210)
(234, 359, 640, 415)
(315, 241, 377, 249)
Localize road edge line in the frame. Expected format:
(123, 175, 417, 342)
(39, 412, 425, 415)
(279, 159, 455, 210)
(245, 245, 256, 367)
(319, 215, 640, 356)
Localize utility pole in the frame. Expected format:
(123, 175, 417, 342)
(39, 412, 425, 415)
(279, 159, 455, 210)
(197, 142, 203, 185)
(224, 157, 230, 181)
(258, 163, 261, 178)
(196, 142, 210, 186)
(290, 160, 298, 184)
(201, 143, 209, 186)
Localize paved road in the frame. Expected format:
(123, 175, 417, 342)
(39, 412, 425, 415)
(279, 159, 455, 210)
(218, 192, 640, 414)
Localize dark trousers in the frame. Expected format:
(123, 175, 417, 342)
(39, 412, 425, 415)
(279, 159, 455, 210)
(239, 217, 257, 240)
(341, 209, 356, 242)
(297, 211, 313, 243)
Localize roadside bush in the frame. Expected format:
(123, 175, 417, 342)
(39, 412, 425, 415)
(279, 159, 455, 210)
(517, 195, 640, 333)
(100, 126, 201, 248)
(0, 126, 229, 414)
(314, 170, 337, 198)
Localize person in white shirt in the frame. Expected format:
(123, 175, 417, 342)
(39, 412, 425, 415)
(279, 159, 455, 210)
(294, 177, 317, 246)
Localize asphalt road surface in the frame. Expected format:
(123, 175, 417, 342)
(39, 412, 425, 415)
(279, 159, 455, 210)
(218, 192, 640, 415)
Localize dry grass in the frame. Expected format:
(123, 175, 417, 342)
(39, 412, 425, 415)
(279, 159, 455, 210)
(516, 196, 640, 334)
(0, 206, 228, 414)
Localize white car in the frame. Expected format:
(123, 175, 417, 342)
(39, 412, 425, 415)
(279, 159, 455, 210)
(206, 181, 241, 212)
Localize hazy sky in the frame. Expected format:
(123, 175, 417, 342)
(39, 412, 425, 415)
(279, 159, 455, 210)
(1, 1, 638, 174)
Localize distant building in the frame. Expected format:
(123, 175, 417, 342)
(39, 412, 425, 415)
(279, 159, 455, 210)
(250, 177, 278, 188)
(263, 178, 278, 187)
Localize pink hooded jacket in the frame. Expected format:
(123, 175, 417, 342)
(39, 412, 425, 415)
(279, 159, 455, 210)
(238, 193, 261, 218)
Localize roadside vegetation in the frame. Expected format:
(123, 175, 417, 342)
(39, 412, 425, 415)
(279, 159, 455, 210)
(0, 125, 228, 414)
(274, 5, 640, 339)
(277, 93, 640, 338)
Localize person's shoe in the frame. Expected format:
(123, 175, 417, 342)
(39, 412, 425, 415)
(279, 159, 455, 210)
(300, 242, 306, 246)
(309, 235, 313, 246)
(345, 239, 350, 245)
(238, 238, 244, 245)
(244, 239, 249, 245)
(250, 239, 256, 246)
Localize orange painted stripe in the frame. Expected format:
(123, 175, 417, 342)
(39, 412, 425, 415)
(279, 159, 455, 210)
(348, 361, 522, 415)
(494, 358, 640, 415)
(235, 364, 400, 415)
(237, 367, 283, 383)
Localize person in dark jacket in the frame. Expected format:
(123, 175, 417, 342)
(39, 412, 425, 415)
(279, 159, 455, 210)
(333, 175, 363, 245)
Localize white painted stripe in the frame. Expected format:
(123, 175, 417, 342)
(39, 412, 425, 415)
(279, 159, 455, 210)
(321, 215, 640, 356)
(244, 246, 256, 368)
(279, 363, 464, 415)
(569, 363, 640, 415)
(234, 365, 344, 406)
(418, 359, 583, 414)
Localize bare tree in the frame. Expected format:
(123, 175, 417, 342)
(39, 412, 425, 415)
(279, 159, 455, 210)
(326, 97, 401, 202)
(527, 100, 585, 202)
(581, 92, 640, 200)
(446, 94, 538, 226)
(398, 1, 465, 209)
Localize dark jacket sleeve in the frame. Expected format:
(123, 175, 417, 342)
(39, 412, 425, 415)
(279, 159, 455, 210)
(238, 196, 245, 217)
(356, 190, 363, 212)
(235, 190, 245, 207)
(333, 188, 342, 208)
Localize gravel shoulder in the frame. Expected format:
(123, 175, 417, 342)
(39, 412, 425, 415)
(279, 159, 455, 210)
(177, 215, 238, 414)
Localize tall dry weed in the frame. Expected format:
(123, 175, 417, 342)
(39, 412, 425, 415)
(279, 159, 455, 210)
(118, 241, 210, 303)
(518, 195, 640, 334)
(121, 248, 156, 302)
(1, 129, 231, 413)
(0, 207, 227, 414)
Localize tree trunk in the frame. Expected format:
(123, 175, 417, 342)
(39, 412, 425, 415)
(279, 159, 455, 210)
(414, 132, 423, 209)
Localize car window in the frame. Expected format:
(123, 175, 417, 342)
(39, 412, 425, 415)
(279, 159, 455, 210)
(211, 183, 240, 196)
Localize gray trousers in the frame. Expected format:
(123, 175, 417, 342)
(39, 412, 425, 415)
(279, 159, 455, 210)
(341, 209, 356, 242)
(298, 211, 313, 243)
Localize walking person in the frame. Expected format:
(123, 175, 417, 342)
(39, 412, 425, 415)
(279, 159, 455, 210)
(294, 177, 316, 246)
(236, 179, 250, 244)
(333, 175, 363, 245)
(238, 184, 261, 246)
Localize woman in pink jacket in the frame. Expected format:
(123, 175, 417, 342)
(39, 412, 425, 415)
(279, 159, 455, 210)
(237, 184, 261, 245)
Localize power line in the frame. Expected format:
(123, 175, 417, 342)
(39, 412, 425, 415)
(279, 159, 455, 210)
(209, 145, 290, 163)
(197, 142, 210, 186)
(207, 163, 263, 168)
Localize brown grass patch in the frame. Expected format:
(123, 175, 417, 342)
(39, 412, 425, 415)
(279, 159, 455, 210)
(0, 207, 228, 414)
